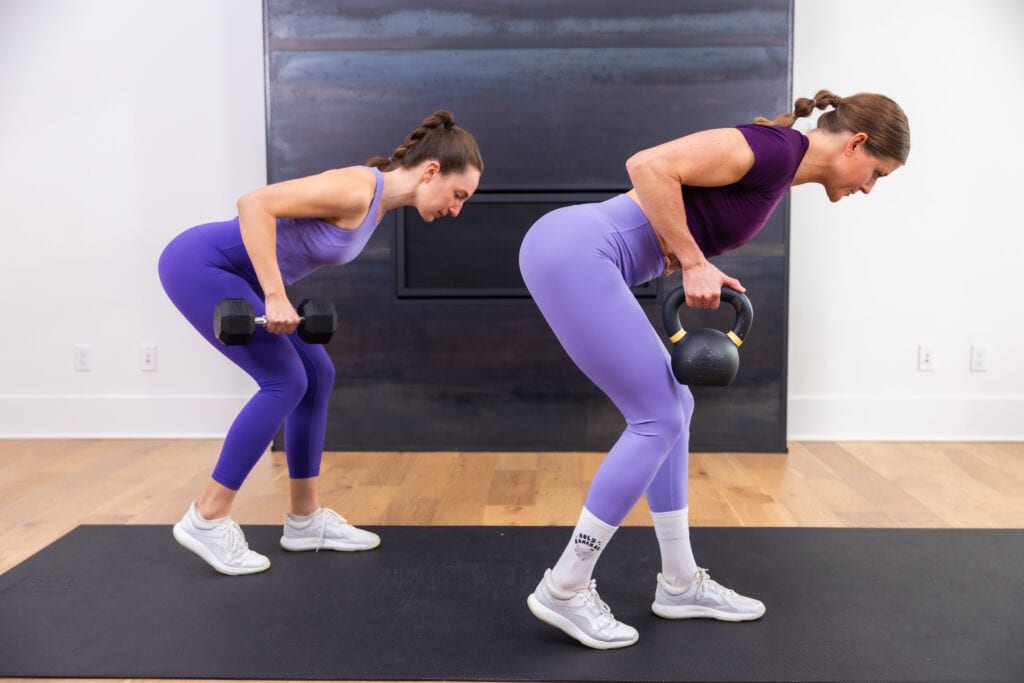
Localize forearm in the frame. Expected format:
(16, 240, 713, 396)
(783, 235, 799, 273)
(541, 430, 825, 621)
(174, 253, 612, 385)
(626, 159, 707, 270)
(237, 200, 288, 301)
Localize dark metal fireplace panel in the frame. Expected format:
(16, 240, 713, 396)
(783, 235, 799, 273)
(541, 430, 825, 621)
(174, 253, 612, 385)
(396, 192, 657, 299)
(266, 0, 793, 452)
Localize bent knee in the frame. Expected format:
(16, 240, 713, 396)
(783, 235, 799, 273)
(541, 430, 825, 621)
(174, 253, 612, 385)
(260, 367, 309, 409)
(299, 349, 335, 400)
(677, 384, 695, 429)
(626, 410, 685, 447)
(307, 360, 335, 399)
(627, 388, 694, 445)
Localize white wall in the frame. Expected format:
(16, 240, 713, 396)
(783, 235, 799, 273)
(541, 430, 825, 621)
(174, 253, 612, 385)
(0, 0, 264, 435)
(789, 0, 1024, 439)
(0, 0, 1020, 440)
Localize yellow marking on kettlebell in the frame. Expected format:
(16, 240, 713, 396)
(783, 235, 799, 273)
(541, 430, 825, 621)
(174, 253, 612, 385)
(670, 329, 687, 344)
(728, 331, 743, 347)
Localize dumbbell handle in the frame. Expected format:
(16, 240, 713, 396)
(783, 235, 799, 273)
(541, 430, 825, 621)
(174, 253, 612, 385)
(253, 315, 306, 326)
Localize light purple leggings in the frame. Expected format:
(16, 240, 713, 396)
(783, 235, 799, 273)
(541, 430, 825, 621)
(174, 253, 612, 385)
(519, 194, 694, 526)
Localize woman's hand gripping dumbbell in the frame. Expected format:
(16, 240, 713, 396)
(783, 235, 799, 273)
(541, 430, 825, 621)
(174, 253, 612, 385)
(213, 298, 337, 346)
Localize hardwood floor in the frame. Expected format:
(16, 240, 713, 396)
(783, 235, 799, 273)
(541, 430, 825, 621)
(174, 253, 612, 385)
(1, 438, 1022, 683)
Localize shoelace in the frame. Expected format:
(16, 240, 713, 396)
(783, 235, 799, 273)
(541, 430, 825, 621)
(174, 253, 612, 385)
(694, 567, 739, 599)
(580, 580, 618, 628)
(314, 508, 349, 552)
(221, 519, 250, 560)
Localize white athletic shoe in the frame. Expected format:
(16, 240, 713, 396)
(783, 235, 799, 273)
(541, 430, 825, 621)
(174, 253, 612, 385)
(527, 569, 639, 650)
(280, 507, 381, 552)
(652, 568, 766, 621)
(172, 502, 270, 576)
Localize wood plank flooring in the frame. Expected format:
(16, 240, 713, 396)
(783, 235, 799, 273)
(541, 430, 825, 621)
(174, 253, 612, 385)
(1, 439, 1021, 683)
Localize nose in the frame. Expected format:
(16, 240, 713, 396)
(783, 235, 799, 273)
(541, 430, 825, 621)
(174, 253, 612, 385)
(860, 177, 877, 195)
(449, 202, 463, 218)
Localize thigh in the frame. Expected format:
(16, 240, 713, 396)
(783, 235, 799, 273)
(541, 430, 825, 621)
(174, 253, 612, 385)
(520, 212, 678, 419)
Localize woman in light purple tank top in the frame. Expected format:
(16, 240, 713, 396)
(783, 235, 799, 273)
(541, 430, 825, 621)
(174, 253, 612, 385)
(523, 91, 910, 648)
(158, 110, 483, 575)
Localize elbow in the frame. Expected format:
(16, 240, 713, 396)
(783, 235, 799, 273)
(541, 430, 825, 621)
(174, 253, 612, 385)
(626, 149, 667, 186)
(625, 151, 649, 181)
(235, 193, 275, 238)
(236, 191, 259, 216)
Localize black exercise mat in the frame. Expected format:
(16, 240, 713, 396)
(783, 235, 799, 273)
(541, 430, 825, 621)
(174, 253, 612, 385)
(1, 525, 1022, 682)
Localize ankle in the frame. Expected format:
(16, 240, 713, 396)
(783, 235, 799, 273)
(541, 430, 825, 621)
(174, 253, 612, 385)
(661, 572, 694, 590)
(547, 570, 581, 598)
(195, 501, 230, 521)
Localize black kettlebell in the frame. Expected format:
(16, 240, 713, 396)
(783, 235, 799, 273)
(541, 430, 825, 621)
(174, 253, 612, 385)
(662, 286, 753, 386)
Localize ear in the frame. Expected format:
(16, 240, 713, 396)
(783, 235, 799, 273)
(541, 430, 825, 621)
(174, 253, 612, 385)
(421, 160, 441, 182)
(844, 132, 869, 155)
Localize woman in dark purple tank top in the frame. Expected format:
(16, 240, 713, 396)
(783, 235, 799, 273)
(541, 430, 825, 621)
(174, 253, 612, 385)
(522, 91, 910, 649)
(159, 111, 482, 575)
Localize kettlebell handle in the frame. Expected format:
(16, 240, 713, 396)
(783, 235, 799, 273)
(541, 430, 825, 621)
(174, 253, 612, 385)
(662, 286, 754, 347)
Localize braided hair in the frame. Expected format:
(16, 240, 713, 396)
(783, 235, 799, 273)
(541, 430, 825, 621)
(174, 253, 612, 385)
(755, 90, 910, 163)
(367, 110, 484, 173)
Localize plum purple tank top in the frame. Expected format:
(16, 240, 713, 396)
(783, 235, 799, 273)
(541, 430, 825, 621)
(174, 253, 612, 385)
(683, 124, 808, 257)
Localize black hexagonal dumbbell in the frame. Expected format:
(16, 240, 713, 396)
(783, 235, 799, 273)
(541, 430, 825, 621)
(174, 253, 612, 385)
(213, 298, 337, 346)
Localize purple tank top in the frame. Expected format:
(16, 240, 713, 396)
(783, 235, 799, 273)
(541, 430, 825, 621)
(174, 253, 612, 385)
(275, 166, 385, 284)
(683, 124, 808, 257)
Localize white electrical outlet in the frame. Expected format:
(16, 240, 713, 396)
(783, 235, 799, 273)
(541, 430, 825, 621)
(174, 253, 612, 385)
(74, 344, 92, 371)
(139, 345, 158, 371)
(917, 345, 935, 372)
(970, 344, 989, 372)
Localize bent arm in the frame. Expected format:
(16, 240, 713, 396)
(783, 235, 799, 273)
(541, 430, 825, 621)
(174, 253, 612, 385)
(626, 128, 754, 307)
(625, 127, 754, 270)
(236, 167, 375, 303)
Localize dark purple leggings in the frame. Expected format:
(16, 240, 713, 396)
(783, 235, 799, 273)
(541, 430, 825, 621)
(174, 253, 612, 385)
(519, 195, 694, 526)
(158, 221, 333, 490)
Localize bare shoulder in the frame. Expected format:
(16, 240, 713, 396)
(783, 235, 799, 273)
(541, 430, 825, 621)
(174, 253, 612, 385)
(316, 166, 378, 225)
(662, 127, 756, 187)
(685, 127, 755, 162)
(238, 164, 380, 224)
(319, 166, 377, 203)
(628, 127, 756, 188)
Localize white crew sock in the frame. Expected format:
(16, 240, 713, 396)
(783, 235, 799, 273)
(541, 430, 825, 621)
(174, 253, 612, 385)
(651, 507, 699, 587)
(284, 509, 321, 526)
(190, 502, 223, 529)
(551, 507, 618, 592)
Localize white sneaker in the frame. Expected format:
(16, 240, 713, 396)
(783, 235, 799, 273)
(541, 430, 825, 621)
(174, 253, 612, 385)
(280, 507, 381, 552)
(652, 568, 765, 621)
(172, 502, 270, 576)
(527, 569, 639, 650)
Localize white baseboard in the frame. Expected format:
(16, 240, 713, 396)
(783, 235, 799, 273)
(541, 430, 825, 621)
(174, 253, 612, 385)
(788, 395, 1024, 441)
(0, 395, 249, 438)
(2, 394, 1021, 442)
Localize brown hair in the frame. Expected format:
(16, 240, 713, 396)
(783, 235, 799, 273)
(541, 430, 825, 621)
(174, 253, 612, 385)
(755, 90, 910, 164)
(367, 109, 484, 174)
